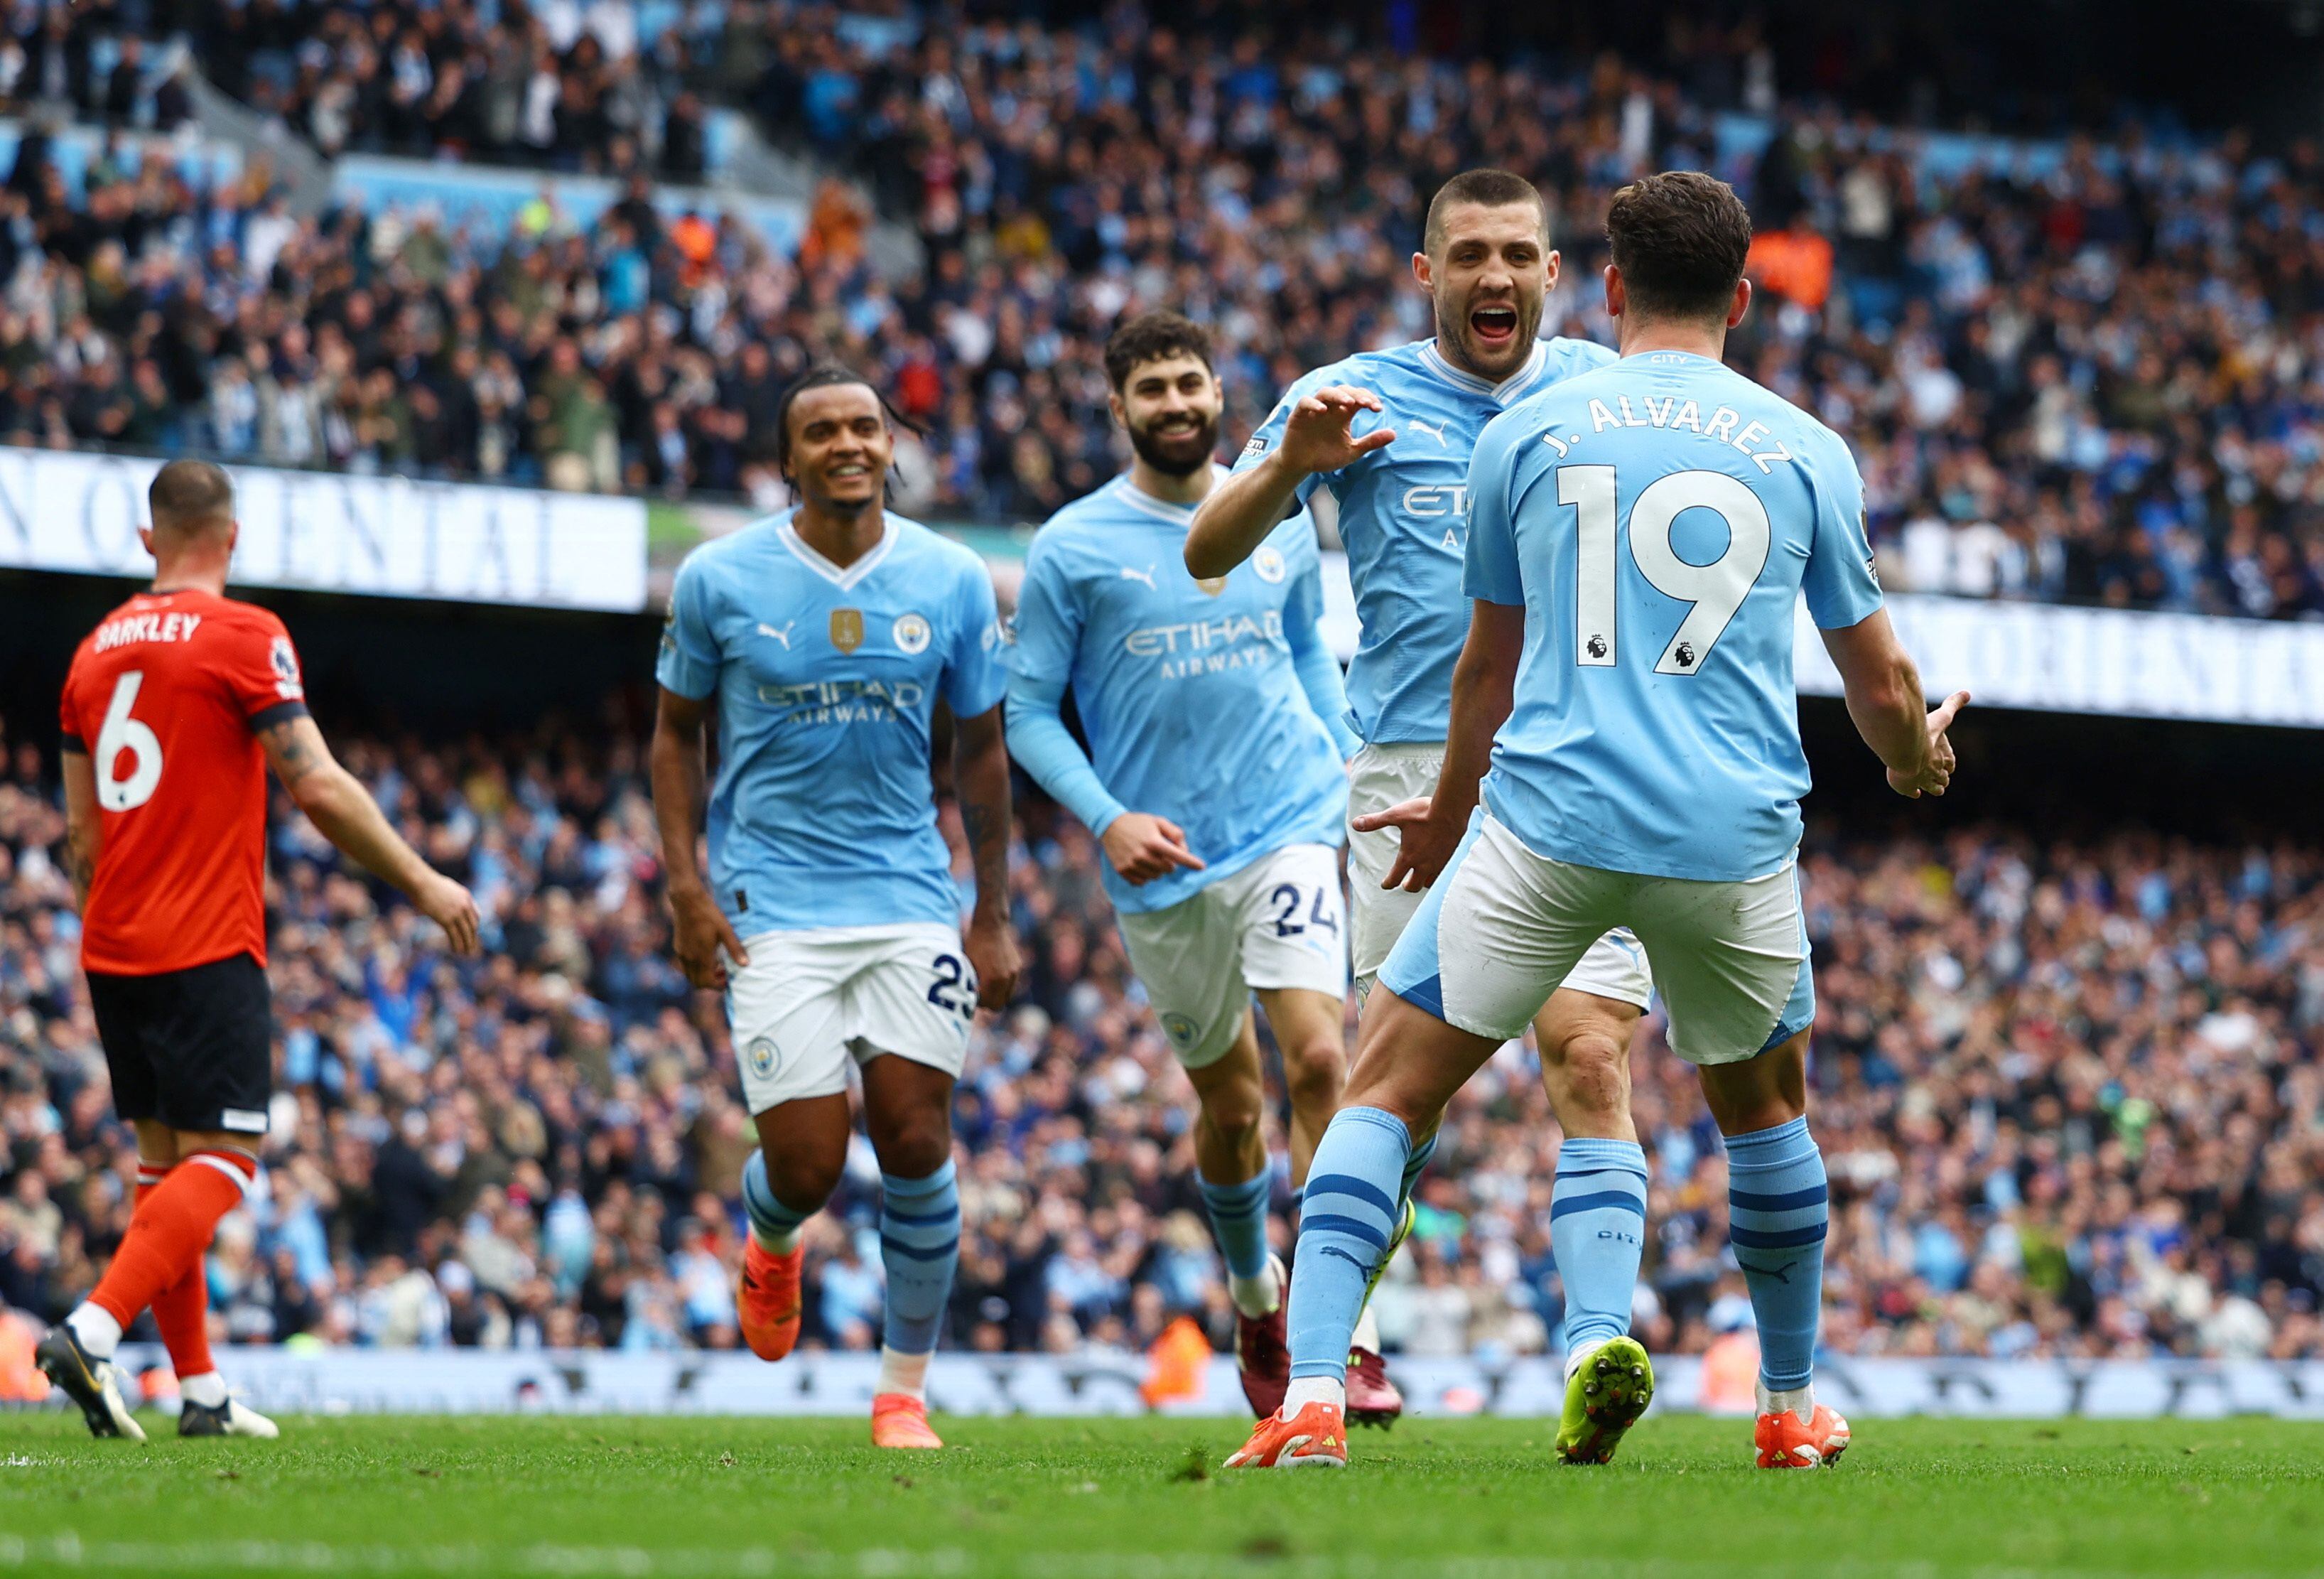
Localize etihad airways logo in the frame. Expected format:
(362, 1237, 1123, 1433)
(1123, 610, 1285, 678)
(755, 678, 925, 724)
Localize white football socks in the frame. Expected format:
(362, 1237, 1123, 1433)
(65, 1303, 122, 1361)
(1228, 1256, 1283, 1320)
(877, 1347, 931, 1403)
(1283, 1374, 1345, 1415)
(750, 1222, 801, 1255)
(1350, 1303, 1383, 1355)
(179, 1371, 228, 1408)
(1564, 1338, 1606, 1383)
(1757, 1380, 1816, 1423)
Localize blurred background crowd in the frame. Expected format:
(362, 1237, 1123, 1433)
(1, 1, 2323, 1379)
(0, 718, 2319, 1368)
(5, 2, 2324, 610)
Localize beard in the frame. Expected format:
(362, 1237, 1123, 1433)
(1128, 412, 1218, 478)
(1434, 292, 1542, 377)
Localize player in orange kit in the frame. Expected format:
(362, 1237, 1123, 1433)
(39, 459, 481, 1441)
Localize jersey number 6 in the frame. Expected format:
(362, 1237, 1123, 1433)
(1561, 465, 1772, 675)
(94, 671, 164, 812)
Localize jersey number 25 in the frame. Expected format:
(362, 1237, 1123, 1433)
(1560, 465, 1771, 676)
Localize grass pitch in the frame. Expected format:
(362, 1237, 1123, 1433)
(3, 1413, 2320, 1578)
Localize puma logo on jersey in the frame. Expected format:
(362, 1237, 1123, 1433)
(1119, 564, 1159, 589)
(1405, 417, 1451, 448)
(756, 622, 796, 650)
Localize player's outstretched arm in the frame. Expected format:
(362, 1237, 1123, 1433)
(58, 746, 99, 912)
(952, 705, 1022, 1011)
(649, 685, 747, 991)
(1820, 609, 1970, 799)
(1002, 672, 1202, 885)
(1353, 600, 1523, 890)
(1185, 384, 1393, 578)
(259, 716, 480, 954)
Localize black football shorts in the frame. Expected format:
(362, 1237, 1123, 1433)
(85, 952, 273, 1137)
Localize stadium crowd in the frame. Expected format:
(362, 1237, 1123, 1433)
(6, 5, 2324, 611)
(0, 718, 2318, 1369)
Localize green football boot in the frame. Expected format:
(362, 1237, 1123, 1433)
(1555, 1336, 1655, 1464)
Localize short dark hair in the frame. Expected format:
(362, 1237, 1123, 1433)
(1103, 311, 1213, 391)
(1422, 168, 1548, 256)
(772, 364, 882, 476)
(148, 458, 234, 536)
(1604, 171, 1755, 324)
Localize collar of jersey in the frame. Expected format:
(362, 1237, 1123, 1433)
(1110, 464, 1226, 524)
(777, 514, 897, 589)
(1420, 338, 1546, 404)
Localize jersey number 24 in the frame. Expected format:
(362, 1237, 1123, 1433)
(1560, 465, 1771, 676)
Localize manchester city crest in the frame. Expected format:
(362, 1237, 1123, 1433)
(894, 613, 932, 654)
(1253, 546, 1287, 583)
(1160, 1012, 1200, 1050)
(745, 1037, 779, 1080)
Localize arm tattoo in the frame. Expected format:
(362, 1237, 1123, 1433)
(962, 797, 1009, 902)
(263, 721, 322, 786)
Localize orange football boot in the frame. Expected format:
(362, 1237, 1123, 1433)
(1223, 1401, 1349, 1470)
(870, 1392, 944, 1449)
(1755, 1401, 1852, 1468)
(736, 1237, 804, 1362)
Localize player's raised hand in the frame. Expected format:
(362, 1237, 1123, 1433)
(966, 910, 1020, 1012)
(1888, 690, 1971, 799)
(415, 871, 483, 956)
(1351, 795, 1461, 892)
(1277, 384, 1395, 476)
(670, 884, 748, 989)
(1101, 812, 1207, 886)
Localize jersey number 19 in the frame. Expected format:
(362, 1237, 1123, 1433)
(1561, 465, 1771, 676)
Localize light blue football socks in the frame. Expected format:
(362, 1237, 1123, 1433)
(877, 1160, 961, 1360)
(1723, 1116, 1829, 1393)
(1199, 1169, 1280, 1316)
(1286, 1106, 1412, 1396)
(741, 1148, 813, 1253)
(1551, 1136, 1650, 1354)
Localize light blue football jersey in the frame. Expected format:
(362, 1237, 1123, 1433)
(1464, 350, 1885, 883)
(656, 511, 1007, 932)
(1233, 335, 1617, 745)
(1010, 475, 1348, 915)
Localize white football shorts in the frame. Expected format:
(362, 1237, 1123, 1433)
(725, 923, 976, 1114)
(1346, 741, 1651, 1011)
(1116, 841, 1349, 1069)
(1378, 811, 1814, 1067)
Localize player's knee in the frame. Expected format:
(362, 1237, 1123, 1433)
(867, 1109, 953, 1180)
(763, 1150, 844, 1213)
(1547, 1027, 1631, 1121)
(1279, 1034, 1347, 1109)
(1194, 1082, 1266, 1152)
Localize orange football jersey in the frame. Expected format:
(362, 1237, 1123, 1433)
(59, 589, 307, 976)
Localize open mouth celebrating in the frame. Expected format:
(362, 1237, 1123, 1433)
(1470, 304, 1519, 350)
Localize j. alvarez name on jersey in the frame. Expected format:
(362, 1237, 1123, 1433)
(1550, 385, 1800, 474)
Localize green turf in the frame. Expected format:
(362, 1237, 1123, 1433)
(3, 1413, 2320, 1577)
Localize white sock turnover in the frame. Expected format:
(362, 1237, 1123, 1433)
(877, 1347, 931, 1402)
(179, 1371, 228, 1409)
(65, 1303, 123, 1362)
(1283, 1374, 1345, 1416)
(1349, 1303, 1382, 1355)
(1757, 1380, 1816, 1423)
